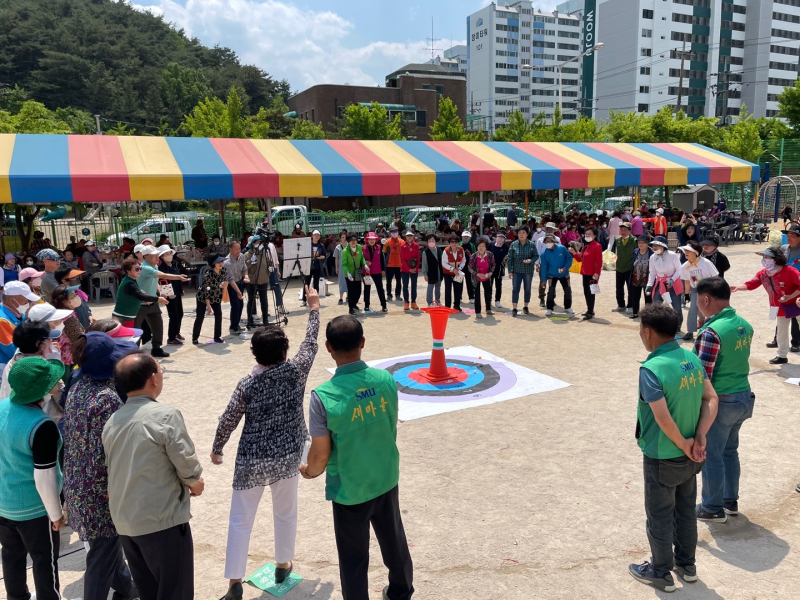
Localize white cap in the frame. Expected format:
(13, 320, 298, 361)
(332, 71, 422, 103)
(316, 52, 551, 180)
(461, 231, 471, 237)
(656, 208, 664, 214)
(3, 281, 41, 302)
(157, 244, 174, 257)
(405, 230, 415, 236)
(545, 222, 556, 229)
(85, 240, 96, 246)
(141, 246, 159, 256)
(133, 244, 145, 254)
(27, 302, 74, 322)
(312, 230, 321, 236)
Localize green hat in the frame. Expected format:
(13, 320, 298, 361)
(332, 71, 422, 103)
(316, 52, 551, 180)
(8, 357, 65, 405)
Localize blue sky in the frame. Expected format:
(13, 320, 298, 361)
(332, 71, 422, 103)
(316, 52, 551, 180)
(130, 0, 560, 92)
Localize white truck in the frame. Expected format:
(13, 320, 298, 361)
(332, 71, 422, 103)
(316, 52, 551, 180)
(106, 217, 193, 247)
(267, 205, 374, 236)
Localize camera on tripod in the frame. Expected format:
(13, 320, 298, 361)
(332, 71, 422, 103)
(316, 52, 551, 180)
(255, 225, 276, 244)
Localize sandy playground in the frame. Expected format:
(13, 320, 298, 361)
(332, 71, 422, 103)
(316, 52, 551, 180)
(19, 241, 800, 600)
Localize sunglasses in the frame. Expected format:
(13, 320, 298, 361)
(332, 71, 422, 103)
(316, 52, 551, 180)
(132, 266, 142, 272)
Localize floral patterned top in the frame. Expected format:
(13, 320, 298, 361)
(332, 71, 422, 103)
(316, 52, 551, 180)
(197, 266, 227, 303)
(62, 377, 123, 540)
(212, 310, 319, 490)
(58, 313, 84, 365)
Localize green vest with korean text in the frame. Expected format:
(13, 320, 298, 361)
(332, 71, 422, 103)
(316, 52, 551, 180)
(637, 341, 704, 459)
(315, 361, 399, 505)
(697, 306, 753, 396)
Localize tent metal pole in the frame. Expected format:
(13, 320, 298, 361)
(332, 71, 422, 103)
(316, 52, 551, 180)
(479, 191, 483, 236)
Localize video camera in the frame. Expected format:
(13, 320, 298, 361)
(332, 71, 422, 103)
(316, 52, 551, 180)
(255, 225, 277, 245)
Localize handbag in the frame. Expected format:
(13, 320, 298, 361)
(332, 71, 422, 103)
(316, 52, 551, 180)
(409, 257, 419, 270)
(363, 275, 374, 286)
(158, 279, 175, 299)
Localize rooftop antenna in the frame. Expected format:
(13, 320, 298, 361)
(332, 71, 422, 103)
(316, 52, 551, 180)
(426, 17, 442, 59)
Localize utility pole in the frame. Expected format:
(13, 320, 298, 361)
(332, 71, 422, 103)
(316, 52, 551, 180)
(675, 41, 693, 113)
(720, 55, 730, 126)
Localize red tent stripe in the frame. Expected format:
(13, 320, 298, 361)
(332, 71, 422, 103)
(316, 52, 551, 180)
(509, 143, 589, 189)
(656, 144, 732, 184)
(210, 138, 280, 198)
(326, 140, 400, 196)
(68, 136, 131, 202)
(584, 143, 665, 186)
(425, 141, 502, 191)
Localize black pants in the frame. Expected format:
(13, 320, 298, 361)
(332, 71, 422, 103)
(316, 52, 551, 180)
(772, 317, 800, 346)
(121, 523, 194, 600)
(546, 276, 572, 310)
(443, 273, 462, 310)
(0, 514, 61, 600)
(643, 456, 702, 577)
(616, 270, 632, 309)
(463, 271, 475, 301)
(332, 486, 414, 600)
(84, 535, 134, 600)
(385, 267, 401, 299)
(582, 274, 596, 315)
(246, 282, 269, 325)
(193, 300, 222, 341)
(401, 272, 418, 304)
(538, 277, 547, 303)
(135, 303, 164, 352)
(492, 269, 504, 302)
(346, 278, 362, 312)
(229, 279, 245, 332)
(629, 284, 652, 317)
(474, 278, 492, 314)
(165, 294, 184, 341)
(303, 272, 321, 301)
(365, 273, 387, 310)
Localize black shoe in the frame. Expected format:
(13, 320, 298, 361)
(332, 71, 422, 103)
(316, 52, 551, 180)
(512, 308, 518, 317)
(246, 322, 255, 331)
(219, 581, 243, 600)
(387, 295, 393, 301)
(629, 313, 638, 319)
(628, 561, 676, 593)
(349, 309, 356, 315)
(796, 482, 800, 494)
(791, 345, 800, 353)
(723, 500, 739, 515)
(522, 306, 529, 315)
(213, 337, 225, 344)
(769, 356, 788, 364)
(382, 306, 388, 313)
(192, 339, 199, 345)
(696, 504, 727, 523)
(112, 586, 140, 600)
(582, 312, 594, 321)
(766, 340, 778, 348)
(539, 300, 545, 308)
(683, 332, 694, 341)
(274, 562, 293, 584)
(151, 348, 170, 358)
(674, 564, 698, 582)
(338, 299, 344, 305)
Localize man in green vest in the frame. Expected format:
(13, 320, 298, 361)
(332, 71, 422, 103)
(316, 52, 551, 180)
(693, 277, 754, 523)
(301, 315, 413, 600)
(629, 304, 718, 593)
(613, 221, 636, 314)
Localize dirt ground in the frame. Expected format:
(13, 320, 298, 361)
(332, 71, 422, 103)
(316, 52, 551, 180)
(24, 240, 800, 600)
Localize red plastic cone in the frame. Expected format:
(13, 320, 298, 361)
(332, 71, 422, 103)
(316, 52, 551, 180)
(420, 307, 459, 382)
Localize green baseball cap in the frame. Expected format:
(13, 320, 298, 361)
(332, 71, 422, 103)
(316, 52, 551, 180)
(8, 357, 65, 405)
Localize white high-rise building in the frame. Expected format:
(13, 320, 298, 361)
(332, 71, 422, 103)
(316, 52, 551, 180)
(465, 2, 582, 133)
(557, 0, 800, 122)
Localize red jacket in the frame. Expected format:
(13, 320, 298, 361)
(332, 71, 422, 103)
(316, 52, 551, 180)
(572, 240, 603, 277)
(744, 266, 800, 317)
(399, 242, 421, 273)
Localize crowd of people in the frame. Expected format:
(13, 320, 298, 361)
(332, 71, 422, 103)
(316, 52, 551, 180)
(0, 202, 798, 600)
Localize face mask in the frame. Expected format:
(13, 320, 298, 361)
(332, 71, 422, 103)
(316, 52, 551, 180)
(536, 228, 542, 233)
(585, 236, 594, 242)
(761, 258, 775, 270)
(26, 260, 33, 266)
(52, 323, 64, 333)
(15, 302, 29, 314)
(391, 232, 399, 238)
(69, 296, 82, 309)
(654, 248, 664, 255)
(30, 278, 42, 288)
(545, 243, 554, 249)
(428, 241, 436, 249)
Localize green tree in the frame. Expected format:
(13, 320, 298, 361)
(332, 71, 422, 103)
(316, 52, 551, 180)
(0, 100, 71, 134)
(289, 119, 326, 140)
(723, 106, 763, 163)
(429, 96, 481, 141)
(182, 87, 246, 138)
(557, 116, 604, 142)
(755, 116, 793, 140)
(161, 63, 213, 129)
(0, 85, 28, 113)
(777, 80, 800, 131)
(491, 110, 535, 142)
(604, 110, 654, 143)
(339, 102, 404, 140)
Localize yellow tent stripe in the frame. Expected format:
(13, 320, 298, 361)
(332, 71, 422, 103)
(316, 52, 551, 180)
(249, 140, 322, 197)
(672, 144, 753, 182)
(0, 134, 14, 204)
(455, 142, 531, 190)
(540, 143, 616, 188)
(615, 144, 688, 186)
(118, 137, 184, 201)
(362, 141, 436, 194)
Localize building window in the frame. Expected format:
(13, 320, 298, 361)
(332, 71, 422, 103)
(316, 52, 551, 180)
(640, 66, 651, 75)
(495, 87, 519, 94)
(422, 84, 431, 90)
(772, 44, 800, 56)
(772, 28, 800, 40)
(641, 48, 652, 57)
(416, 111, 426, 127)
(557, 43, 580, 51)
(774, 10, 800, 23)
(639, 86, 650, 93)
(436, 85, 444, 94)
(638, 104, 649, 113)
(642, 9, 653, 18)
(558, 31, 580, 38)
(642, 28, 652, 38)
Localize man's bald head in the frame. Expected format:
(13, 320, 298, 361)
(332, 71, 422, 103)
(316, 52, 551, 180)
(114, 351, 162, 397)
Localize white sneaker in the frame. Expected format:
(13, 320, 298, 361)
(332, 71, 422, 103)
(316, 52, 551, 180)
(545, 309, 553, 316)
(626, 308, 633, 314)
(566, 308, 575, 315)
(495, 302, 502, 309)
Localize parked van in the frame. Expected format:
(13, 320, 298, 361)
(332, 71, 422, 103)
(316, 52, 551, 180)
(106, 218, 193, 247)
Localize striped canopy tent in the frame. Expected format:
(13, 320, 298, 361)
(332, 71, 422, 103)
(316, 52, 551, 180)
(0, 134, 759, 204)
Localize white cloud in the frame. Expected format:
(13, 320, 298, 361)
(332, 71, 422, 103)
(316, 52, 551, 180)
(130, 0, 441, 90)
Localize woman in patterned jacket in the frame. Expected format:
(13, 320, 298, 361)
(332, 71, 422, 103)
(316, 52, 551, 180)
(211, 286, 320, 600)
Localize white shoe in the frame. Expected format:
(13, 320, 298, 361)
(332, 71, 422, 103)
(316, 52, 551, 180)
(566, 308, 575, 315)
(626, 308, 633, 314)
(495, 302, 502, 309)
(545, 309, 553, 316)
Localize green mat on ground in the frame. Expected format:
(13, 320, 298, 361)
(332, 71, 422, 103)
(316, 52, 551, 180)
(245, 563, 303, 597)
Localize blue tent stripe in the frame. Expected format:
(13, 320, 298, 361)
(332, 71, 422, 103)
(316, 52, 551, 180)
(9, 134, 73, 203)
(394, 141, 470, 192)
(166, 138, 233, 199)
(561, 143, 642, 187)
(291, 140, 362, 196)
(686, 143, 761, 181)
(487, 144, 559, 190)
(631, 144, 709, 184)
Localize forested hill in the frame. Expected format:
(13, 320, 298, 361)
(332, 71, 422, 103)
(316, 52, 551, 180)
(0, 0, 289, 129)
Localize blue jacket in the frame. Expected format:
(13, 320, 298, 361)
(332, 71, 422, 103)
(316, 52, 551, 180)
(540, 244, 573, 281)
